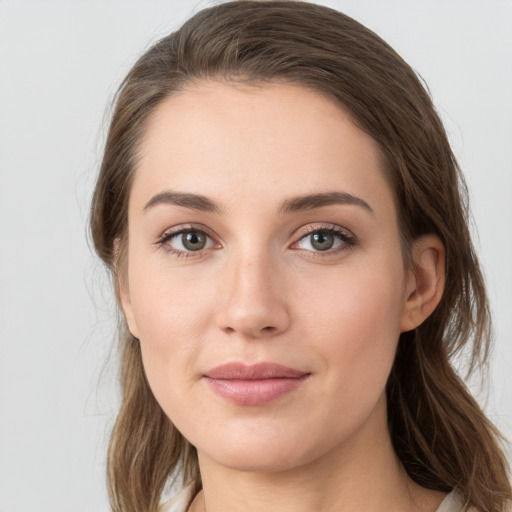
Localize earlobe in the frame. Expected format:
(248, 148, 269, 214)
(400, 234, 446, 333)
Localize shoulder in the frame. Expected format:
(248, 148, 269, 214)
(158, 483, 194, 512)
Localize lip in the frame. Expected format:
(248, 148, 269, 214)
(203, 362, 310, 406)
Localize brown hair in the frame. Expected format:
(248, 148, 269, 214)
(90, 1, 511, 511)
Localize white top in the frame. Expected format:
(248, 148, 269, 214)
(159, 484, 193, 512)
(159, 484, 473, 512)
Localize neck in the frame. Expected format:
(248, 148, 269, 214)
(190, 396, 446, 512)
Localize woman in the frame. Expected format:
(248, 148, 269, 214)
(90, 1, 511, 511)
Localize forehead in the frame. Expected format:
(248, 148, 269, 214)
(132, 81, 394, 218)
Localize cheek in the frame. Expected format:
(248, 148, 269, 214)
(126, 255, 216, 397)
(129, 274, 210, 434)
(128, 249, 215, 338)
(297, 257, 405, 394)
(298, 254, 405, 336)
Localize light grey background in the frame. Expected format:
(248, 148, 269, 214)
(0, 1, 511, 510)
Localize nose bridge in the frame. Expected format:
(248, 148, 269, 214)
(234, 247, 271, 300)
(216, 242, 289, 337)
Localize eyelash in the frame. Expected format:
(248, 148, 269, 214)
(156, 223, 356, 259)
(156, 224, 218, 259)
(292, 224, 356, 257)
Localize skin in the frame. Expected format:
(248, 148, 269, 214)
(121, 81, 446, 512)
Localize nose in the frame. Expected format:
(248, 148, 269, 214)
(215, 250, 291, 339)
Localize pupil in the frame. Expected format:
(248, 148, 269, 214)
(182, 231, 206, 251)
(312, 232, 334, 251)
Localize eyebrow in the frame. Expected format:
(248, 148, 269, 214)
(279, 191, 374, 215)
(143, 191, 221, 213)
(143, 190, 373, 215)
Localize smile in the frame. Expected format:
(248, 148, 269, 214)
(203, 362, 311, 406)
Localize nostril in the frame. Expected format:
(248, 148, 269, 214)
(222, 324, 277, 336)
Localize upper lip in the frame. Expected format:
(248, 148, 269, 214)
(204, 362, 308, 380)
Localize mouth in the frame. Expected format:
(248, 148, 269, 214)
(203, 362, 311, 406)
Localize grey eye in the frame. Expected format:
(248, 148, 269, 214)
(295, 228, 353, 253)
(310, 231, 335, 251)
(181, 231, 208, 251)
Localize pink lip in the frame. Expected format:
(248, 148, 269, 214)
(203, 362, 310, 406)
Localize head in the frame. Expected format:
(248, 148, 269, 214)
(90, 2, 509, 511)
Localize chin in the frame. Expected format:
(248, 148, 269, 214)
(196, 431, 322, 474)
(211, 451, 302, 473)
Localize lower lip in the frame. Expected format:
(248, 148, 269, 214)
(204, 376, 309, 405)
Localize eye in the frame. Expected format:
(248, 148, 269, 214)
(157, 227, 218, 256)
(293, 226, 355, 253)
(177, 230, 210, 251)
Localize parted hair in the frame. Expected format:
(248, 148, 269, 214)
(90, 2, 511, 511)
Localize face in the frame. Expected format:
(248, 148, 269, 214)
(121, 81, 416, 473)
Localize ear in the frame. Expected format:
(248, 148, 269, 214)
(114, 238, 141, 340)
(400, 234, 445, 333)
(119, 282, 141, 340)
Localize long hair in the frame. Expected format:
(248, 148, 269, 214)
(90, 2, 511, 511)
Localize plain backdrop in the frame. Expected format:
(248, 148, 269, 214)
(0, 1, 511, 510)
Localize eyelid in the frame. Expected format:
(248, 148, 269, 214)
(294, 222, 354, 237)
(157, 223, 217, 242)
(289, 223, 357, 253)
(156, 223, 221, 256)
